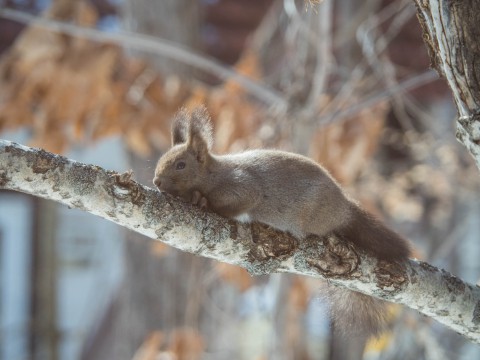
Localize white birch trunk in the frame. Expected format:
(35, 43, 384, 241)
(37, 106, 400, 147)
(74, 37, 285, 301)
(414, 0, 480, 169)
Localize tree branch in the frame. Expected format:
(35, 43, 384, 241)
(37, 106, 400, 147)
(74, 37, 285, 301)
(413, 0, 480, 169)
(1, 139, 479, 343)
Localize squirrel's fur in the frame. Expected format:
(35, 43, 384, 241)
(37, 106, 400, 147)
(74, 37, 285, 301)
(153, 106, 411, 335)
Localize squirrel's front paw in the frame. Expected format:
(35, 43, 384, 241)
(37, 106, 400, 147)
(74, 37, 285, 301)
(191, 190, 208, 209)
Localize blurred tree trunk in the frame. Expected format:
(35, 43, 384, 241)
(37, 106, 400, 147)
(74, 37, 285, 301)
(122, 0, 201, 76)
(31, 200, 58, 360)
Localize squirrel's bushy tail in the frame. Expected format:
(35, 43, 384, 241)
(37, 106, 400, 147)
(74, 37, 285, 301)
(337, 204, 411, 261)
(326, 205, 410, 335)
(325, 285, 388, 336)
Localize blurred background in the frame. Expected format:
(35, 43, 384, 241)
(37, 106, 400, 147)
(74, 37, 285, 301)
(0, 0, 480, 359)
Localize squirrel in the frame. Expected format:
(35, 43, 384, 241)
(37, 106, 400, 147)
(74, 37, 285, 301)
(153, 106, 411, 335)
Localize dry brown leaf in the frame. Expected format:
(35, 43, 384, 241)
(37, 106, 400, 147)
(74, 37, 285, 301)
(223, 49, 262, 94)
(214, 262, 253, 292)
(0, 0, 266, 156)
(144, 111, 172, 151)
(9, 28, 64, 76)
(30, 128, 67, 154)
(74, 0, 98, 27)
(311, 102, 388, 184)
(288, 277, 310, 312)
(150, 241, 170, 258)
(0, 0, 346, 165)
(183, 87, 209, 110)
(131, 331, 164, 360)
(125, 127, 152, 157)
(168, 328, 204, 360)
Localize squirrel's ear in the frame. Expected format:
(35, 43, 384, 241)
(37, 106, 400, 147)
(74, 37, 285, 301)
(171, 108, 190, 145)
(190, 106, 213, 149)
(188, 105, 213, 163)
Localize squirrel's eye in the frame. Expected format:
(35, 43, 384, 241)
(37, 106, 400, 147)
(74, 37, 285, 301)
(175, 161, 186, 170)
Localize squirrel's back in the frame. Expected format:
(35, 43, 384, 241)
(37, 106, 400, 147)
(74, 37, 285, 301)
(215, 149, 353, 238)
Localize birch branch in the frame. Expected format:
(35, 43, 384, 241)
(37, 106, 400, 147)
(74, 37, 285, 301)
(1, 139, 479, 343)
(413, 0, 480, 169)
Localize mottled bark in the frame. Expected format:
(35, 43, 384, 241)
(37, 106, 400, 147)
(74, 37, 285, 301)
(1, 139, 480, 343)
(413, 0, 480, 169)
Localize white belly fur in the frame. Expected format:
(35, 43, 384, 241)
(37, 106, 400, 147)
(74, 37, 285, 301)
(234, 213, 251, 223)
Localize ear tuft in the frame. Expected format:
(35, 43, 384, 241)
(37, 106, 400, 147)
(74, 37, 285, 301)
(190, 105, 214, 150)
(171, 108, 190, 145)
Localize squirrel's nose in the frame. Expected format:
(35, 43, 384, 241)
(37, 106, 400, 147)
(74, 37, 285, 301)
(153, 177, 161, 188)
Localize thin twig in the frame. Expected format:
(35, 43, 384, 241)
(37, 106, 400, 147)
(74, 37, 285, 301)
(318, 70, 438, 126)
(357, 0, 417, 130)
(305, 0, 332, 113)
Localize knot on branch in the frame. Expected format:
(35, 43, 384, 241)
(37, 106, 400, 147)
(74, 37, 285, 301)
(109, 170, 145, 205)
(244, 223, 297, 276)
(375, 260, 407, 291)
(307, 235, 360, 278)
(31, 150, 59, 174)
(114, 169, 134, 187)
(249, 222, 297, 261)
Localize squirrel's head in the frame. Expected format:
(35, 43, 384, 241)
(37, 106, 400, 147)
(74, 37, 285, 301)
(153, 106, 213, 200)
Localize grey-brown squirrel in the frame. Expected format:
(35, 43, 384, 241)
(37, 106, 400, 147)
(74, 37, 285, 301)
(153, 106, 411, 335)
